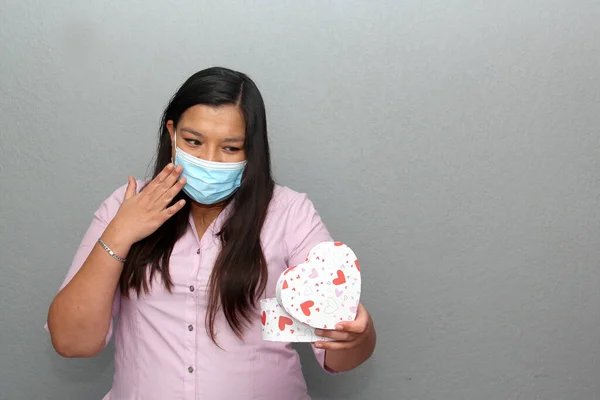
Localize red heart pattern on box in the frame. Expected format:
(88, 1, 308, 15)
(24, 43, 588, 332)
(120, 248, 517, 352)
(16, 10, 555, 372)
(259, 298, 332, 342)
(276, 241, 361, 330)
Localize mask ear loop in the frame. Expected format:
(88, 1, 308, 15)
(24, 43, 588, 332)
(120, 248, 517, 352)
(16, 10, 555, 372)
(171, 130, 177, 163)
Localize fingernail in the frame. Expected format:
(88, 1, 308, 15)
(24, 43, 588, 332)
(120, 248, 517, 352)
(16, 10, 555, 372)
(315, 342, 323, 348)
(335, 325, 344, 331)
(315, 329, 323, 336)
(167, 163, 174, 170)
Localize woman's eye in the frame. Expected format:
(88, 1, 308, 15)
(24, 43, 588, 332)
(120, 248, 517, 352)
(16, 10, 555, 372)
(224, 147, 241, 152)
(185, 139, 201, 146)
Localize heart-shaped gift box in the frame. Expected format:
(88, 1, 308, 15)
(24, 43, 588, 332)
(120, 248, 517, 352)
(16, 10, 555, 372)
(276, 241, 361, 330)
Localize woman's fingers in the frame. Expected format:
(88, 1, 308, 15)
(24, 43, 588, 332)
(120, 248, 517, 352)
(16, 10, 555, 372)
(313, 340, 359, 351)
(314, 329, 355, 342)
(162, 199, 187, 218)
(124, 176, 137, 200)
(144, 163, 176, 197)
(158, 164, 183, 196)
(144, 164, 183, 204)
(158, 177, 186, 207)
(113, 166, 187, 244)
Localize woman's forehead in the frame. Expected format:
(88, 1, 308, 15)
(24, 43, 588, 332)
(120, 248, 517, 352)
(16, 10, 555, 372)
(179, 104, 246, 138)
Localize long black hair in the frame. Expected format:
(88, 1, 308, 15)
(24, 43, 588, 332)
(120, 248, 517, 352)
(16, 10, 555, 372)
(119, 67, 274, 343)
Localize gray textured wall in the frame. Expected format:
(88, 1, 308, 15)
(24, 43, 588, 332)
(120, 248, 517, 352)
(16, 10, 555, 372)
(1, 1, 599, 399)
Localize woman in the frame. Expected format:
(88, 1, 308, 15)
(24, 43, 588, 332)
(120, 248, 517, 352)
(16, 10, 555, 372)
(46, 67, 376, 399)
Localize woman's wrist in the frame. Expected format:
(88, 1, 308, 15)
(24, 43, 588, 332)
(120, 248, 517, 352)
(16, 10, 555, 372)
(101, 223, 134, 259)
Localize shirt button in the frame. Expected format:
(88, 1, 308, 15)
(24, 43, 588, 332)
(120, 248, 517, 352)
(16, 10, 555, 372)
(188, 325, 194, 331)
(188, 366, 194, 373)
(189, 285, 195, 292)
(196, 248, 201, 254)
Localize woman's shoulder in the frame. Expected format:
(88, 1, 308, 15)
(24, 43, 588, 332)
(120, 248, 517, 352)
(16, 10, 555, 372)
(103, 178, 147, 204)
(270, 184, 310, 210)
(268, 184, 323, 220)
(94, 179, 148, 221)
(268, 185, 332, 263)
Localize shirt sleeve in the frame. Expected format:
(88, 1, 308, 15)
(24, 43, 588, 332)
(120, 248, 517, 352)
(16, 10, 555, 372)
(285, 193, 333, 268)
(284, 192, 339, 374)
(44, 183, 128, 347)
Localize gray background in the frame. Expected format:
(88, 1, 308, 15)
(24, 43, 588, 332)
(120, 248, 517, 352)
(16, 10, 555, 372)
(1, 1, 599, 399)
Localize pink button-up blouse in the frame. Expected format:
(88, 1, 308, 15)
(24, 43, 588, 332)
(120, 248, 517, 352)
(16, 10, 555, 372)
(46, 183, 335, 399)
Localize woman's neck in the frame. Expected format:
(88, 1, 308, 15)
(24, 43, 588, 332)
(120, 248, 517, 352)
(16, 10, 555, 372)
(189, 200, 227, 238)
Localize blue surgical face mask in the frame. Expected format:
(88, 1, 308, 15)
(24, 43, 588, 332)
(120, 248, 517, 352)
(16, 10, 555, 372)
(173, 131, 247, 205)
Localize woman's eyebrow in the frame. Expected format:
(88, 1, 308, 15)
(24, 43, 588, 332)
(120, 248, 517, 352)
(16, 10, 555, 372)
(180, 127, 204, 138)
(222, 137, 245, 143)
(181, 127, 244, 143)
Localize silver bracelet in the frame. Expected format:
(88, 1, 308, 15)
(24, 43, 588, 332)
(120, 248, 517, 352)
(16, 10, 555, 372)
(97, 238, 127, 263)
